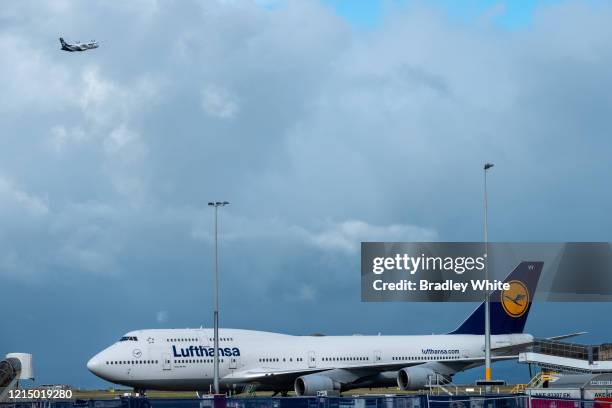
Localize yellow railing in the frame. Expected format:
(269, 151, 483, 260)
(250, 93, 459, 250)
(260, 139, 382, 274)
(511, 371, 557, 393)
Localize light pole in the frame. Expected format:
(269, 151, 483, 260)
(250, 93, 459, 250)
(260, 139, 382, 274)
(483, 163, 494, 385)
(208, 201, 229, 395)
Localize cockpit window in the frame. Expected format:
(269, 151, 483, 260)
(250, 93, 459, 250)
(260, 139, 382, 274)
(119, 336, 138, 342)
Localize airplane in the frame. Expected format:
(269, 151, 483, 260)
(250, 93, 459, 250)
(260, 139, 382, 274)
(87, 261, 561, 396)
(59, 37, 98, 52)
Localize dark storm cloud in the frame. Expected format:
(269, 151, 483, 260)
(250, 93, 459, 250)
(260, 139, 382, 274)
(0, 0, 611, 386)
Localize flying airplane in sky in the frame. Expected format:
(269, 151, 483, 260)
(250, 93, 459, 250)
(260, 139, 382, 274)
(59, 37, 98, 52)
(87, 261, 569, 396)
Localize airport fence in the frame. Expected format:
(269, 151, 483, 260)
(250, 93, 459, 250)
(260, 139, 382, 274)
(427, 395, 528, 408)
(2, 394, 611, 408)
(529, 397, 612, 408)
(0, 395, 423, 408)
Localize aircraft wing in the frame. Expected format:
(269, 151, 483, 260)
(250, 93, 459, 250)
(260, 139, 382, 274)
(547, 332, 587, 341)
(225, 367, 325, 382)
(225, 361, 422, 384)
(223, 355, 516, 384)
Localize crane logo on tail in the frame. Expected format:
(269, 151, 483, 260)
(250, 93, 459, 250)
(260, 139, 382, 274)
(501, 280, 529, 317)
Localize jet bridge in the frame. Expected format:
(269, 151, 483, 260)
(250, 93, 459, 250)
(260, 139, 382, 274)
(519, 340, 612, 374)
(0, 353, 33, 402)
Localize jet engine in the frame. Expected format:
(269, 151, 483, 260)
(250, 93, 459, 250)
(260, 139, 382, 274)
(294, 374, 341, 396)
(396, 367, 436, 390)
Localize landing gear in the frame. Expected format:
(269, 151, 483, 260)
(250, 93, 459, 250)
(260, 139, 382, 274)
(133, 388, 147, 397)
(242, 384, 257, 396)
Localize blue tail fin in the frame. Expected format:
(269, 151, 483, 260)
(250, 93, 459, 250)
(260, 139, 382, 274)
(449, 261, 543, 335)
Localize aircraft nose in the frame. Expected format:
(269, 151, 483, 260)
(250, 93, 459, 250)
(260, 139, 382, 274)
(87, 356, 101, 374)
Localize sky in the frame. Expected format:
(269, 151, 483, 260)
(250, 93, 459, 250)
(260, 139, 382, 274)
(323, 0, 552, 28)
(1, 0, 612, 389)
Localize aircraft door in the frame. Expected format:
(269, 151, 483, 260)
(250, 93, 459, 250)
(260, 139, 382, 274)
(229, 356, 239, 369)
(308, 351, 316, 368)
(162, 353, 172, 370)
(374, 350, 382, 362)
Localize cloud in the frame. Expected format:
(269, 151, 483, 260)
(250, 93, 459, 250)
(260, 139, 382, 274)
(191, 214, 435, 253)
(282, 283, 317, 303)
(2, 0, 612, 387)
(299, 220, 438, 253)
(201, 84, 240, 119)
(49, 126, 88, 152)
(1, 0, 610, 289)
(103, 126, 147, 163)
(1, 0, 610, 286)
(0, 176, 49, 217)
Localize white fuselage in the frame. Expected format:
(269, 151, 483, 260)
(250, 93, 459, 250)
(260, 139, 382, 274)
(87, 328, 532, 392)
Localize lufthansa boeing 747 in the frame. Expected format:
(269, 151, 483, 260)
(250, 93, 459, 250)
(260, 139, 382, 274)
(87, 262, 555, 396)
